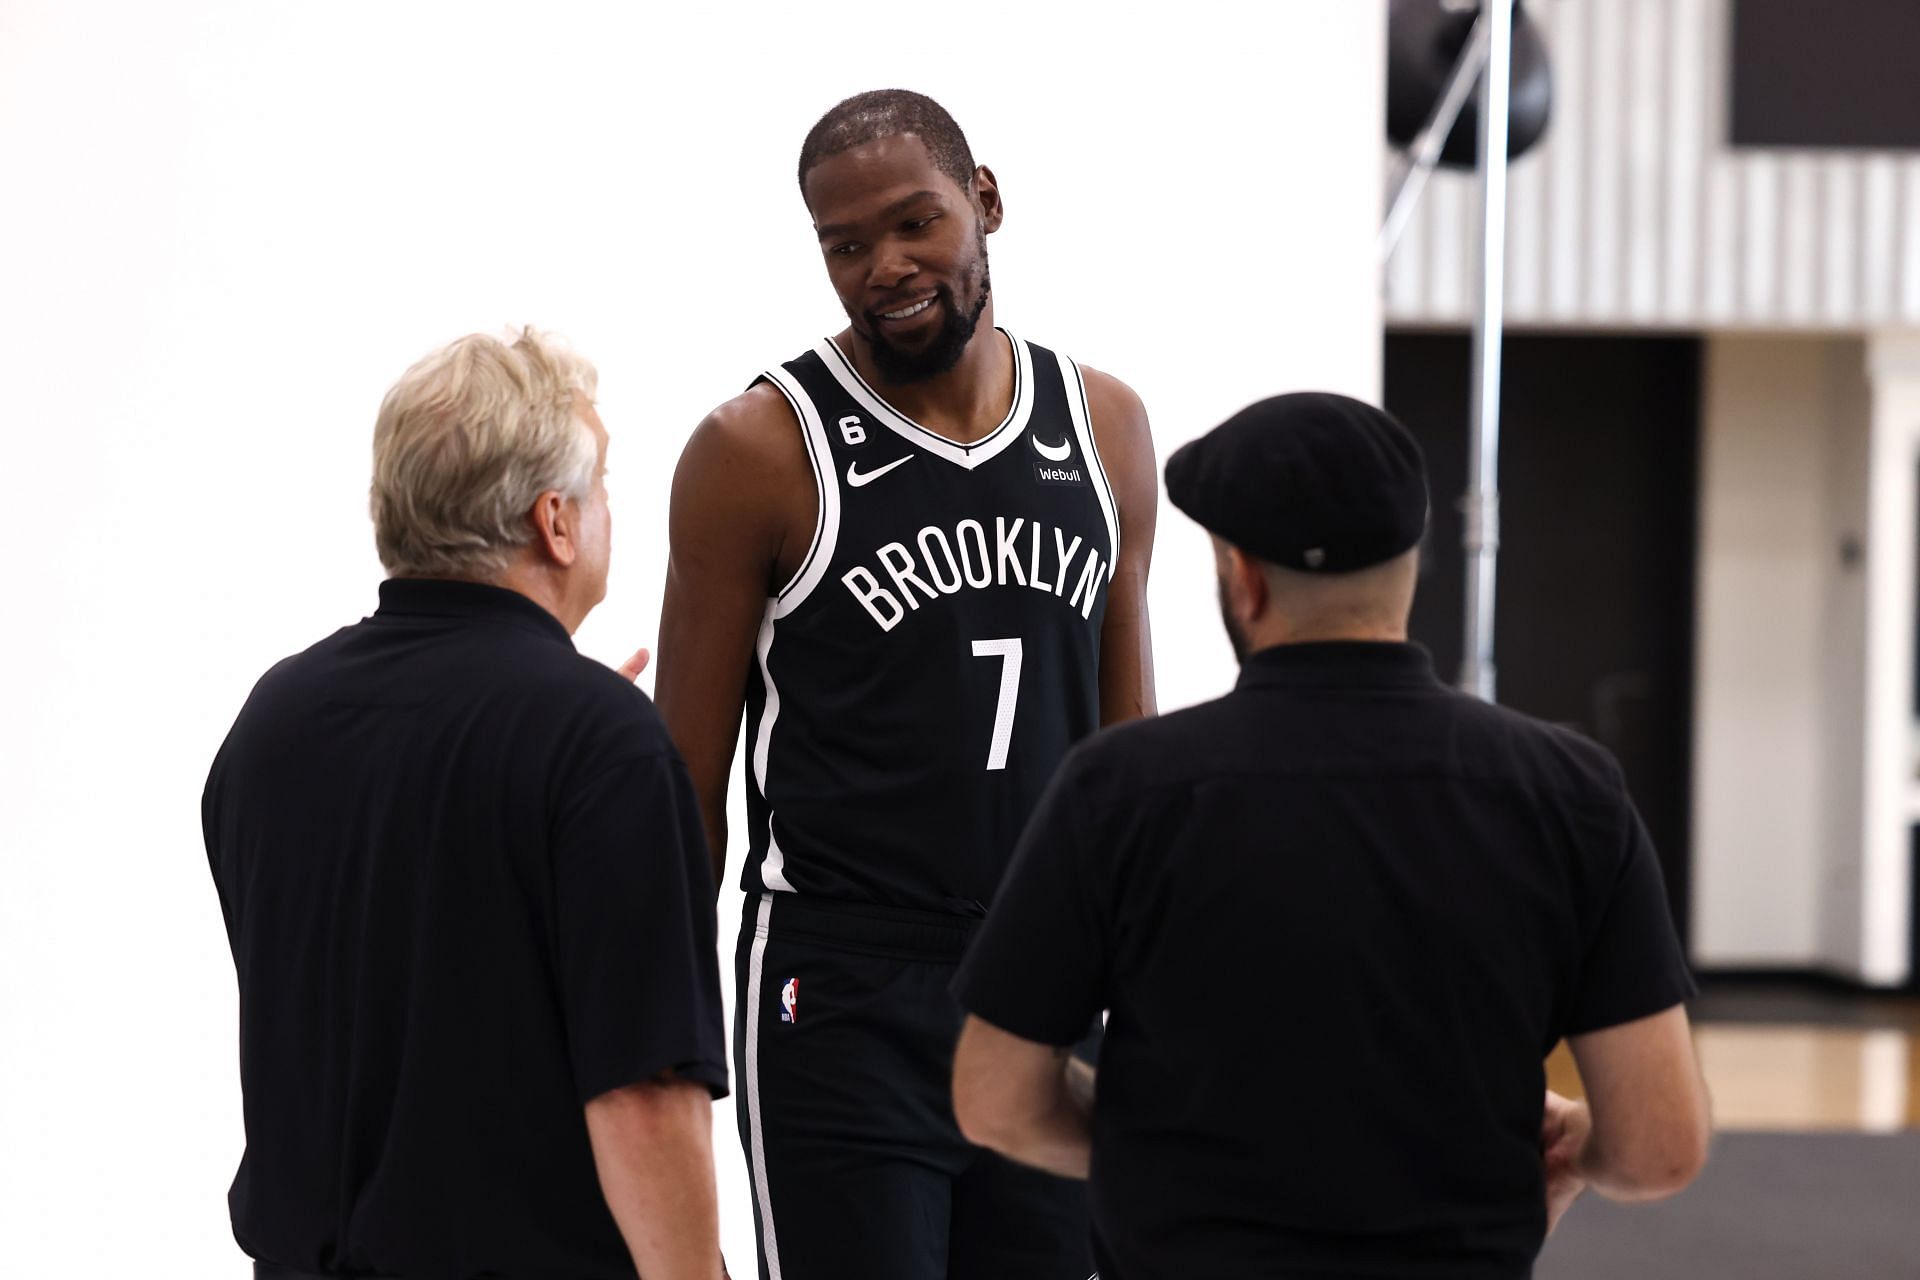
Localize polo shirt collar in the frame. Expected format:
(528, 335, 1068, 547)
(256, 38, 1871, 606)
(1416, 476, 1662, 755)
(1235, 641, 1441, 691)
(376, 578, 574, 647)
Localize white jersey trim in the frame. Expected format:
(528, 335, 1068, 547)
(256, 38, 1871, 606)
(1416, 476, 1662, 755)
(751, 603, 795, 894)
(815, 328, 1035, 471)
(762, 364, 842, 618)
(744, 893, 785, 1278)
(1061, 354, 1121, 580)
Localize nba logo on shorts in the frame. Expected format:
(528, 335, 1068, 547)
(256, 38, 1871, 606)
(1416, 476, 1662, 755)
(780, 977, 799, 1024)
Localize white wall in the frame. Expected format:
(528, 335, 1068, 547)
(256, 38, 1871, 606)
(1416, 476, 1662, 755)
(0, 1, 1384, 1273)
(1692, 337, 1838, 966)
(1691, 334, 1901, 977)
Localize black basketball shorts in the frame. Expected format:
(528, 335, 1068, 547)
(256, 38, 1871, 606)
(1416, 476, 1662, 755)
(733, 891, 1094, 1280)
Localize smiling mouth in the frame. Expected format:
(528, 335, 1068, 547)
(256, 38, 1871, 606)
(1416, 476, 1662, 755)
(877, 296, 937, 322)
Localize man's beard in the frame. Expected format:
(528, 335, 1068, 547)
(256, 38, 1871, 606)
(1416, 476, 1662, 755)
(866, 262, 991, 385)
(1217, 574, 1251, 663)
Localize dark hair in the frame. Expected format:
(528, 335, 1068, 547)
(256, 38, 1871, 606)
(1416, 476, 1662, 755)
(797, 89, 976, 194)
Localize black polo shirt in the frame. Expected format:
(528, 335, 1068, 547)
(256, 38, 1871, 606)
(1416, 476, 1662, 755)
(954, 642, 1694, 1280)
(203, 579, 727, 1279)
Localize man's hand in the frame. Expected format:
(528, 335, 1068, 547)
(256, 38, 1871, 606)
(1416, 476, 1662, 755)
(1541, 1088, 1591, 1233)
(616, 647, 651, 682)
(952, 1015, 1093, 1179)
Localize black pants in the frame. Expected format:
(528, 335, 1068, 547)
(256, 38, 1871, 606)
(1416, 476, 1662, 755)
(734, 892, 1093, 1280)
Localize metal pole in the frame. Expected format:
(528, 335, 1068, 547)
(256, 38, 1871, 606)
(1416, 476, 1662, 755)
(1461, 0, 1514, 701)
(1379, 12, 1492, 265)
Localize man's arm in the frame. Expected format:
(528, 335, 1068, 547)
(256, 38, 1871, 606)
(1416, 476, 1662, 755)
(952, 1014, 1093, 1180)
(951, 748, 1112, 1175)
(1558, 1004, 1711, 1204)
(1546, 766, 1707, 1217)
(1081, 366, 1157, 726)
(554, 737, 731, 1277)
(654, 387, 813, 890)
(584, 1076, 725, 1280)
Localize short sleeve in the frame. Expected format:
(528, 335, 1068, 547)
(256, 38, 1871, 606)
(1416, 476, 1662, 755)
(1563, 794, 1697, 1036)
(952, 749, 1112, 1046)
(552, 748, 729, 1104)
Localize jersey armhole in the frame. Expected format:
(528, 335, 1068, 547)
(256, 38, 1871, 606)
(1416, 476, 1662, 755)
(758, 366, 842, 615)
(1058, 353, 1121, 580)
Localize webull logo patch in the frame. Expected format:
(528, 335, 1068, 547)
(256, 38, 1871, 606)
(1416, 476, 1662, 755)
(1033, 461, 1085, 486)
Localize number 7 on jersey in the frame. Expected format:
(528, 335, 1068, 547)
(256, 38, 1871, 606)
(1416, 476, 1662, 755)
(970, 638, 1024, 772)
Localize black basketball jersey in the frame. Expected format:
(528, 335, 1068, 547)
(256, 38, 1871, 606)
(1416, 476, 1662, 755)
(740, 328, 1119, 915)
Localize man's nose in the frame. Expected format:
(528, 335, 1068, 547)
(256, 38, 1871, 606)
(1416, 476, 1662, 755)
(868, 243, 916, 291)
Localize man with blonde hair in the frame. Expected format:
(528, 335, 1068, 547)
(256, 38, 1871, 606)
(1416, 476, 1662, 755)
(204, 329, 728, 1280)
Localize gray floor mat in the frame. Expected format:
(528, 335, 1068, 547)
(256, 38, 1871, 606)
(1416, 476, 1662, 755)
(1535, 1132, 1920, 1279)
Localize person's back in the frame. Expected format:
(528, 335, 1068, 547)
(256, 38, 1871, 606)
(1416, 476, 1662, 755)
(953, 392, 1708, 1280)
(1057, 645, 1688, 1275)
(205, 329, 728, 1280)
(207, 585, 700, 1275)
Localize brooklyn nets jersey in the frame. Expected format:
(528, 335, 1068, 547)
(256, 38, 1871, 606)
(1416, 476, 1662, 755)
(742, 329, 1119, 915)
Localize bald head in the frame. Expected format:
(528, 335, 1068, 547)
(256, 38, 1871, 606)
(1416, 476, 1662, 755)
(1213, 537, 1419, 661)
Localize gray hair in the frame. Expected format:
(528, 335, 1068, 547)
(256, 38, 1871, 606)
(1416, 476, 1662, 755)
(370, 327, 599, 579)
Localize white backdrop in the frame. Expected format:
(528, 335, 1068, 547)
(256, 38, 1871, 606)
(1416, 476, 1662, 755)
(0, 1, 1383, 1272)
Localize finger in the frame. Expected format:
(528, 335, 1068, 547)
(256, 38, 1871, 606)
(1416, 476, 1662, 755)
(1545, 1183, 1568, 1231)
(1545, 1179, 1584, 1234)
(616, 647, 651, 681)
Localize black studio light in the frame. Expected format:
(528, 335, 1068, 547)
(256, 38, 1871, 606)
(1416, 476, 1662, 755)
(1387, 0, 1553, 169)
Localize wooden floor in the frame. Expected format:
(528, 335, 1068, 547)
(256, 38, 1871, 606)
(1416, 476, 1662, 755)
(1546, 986, 1920, 1132)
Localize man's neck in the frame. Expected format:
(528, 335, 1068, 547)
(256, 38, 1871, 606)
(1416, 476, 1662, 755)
(839, 304, 1010, 444)
(1243, 620, 1409, 650)
(484, 563, 578, 634)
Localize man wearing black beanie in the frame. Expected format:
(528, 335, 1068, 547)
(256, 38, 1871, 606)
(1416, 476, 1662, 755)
(949, 392, 1710, 1279)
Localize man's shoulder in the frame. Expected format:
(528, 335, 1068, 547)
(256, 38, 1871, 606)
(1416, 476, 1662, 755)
(1012, 336, 1141, 408)
(1073, 361, 1144, 409)
(1060, 695, 1241, 788)
(416, 622, 680, 767)
(1047, 342, 1143, 418)
(674, 379, 811, 499)
(505, 640, 670, 746)
(715, 376, 802, 427)
(1068, 683, 1626, 799)
(274, 616, 665, 743)
(239, 622, 366, 704)
(1444, 690, 1628, 799)
(689, 380, 805, 459)
(1039, 346, 1152, 501)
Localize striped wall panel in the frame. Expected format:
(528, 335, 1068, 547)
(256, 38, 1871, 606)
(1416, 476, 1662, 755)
(1384, 0, 1920, 331)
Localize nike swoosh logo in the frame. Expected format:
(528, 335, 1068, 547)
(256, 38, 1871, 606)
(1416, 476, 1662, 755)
(1031, 434, 1073, 462)
(846, 455, 913, 487)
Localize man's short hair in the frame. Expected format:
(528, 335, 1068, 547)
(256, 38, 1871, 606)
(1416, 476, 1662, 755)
(797, 89, 976, 194)
(370, 327, 598, 580)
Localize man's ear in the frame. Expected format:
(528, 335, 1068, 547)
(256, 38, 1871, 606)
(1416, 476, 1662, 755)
(972, 165, 1004, 235)
(529, 490, 578, 568)
(1224, 544, 1267, 624)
